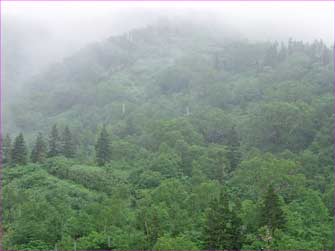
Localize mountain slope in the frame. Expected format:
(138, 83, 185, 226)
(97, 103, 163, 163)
(2, 22, 333, 250)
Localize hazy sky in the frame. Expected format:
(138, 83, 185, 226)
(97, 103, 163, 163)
(4, 1, 333, 43)
(2, 1, 334, 76)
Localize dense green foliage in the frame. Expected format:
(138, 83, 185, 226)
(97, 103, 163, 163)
(202, 190, 243, 250)
(259, 185, 286, 234)
(2, 23, 333, 250)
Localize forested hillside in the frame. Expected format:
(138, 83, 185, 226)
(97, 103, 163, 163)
(2, 22, 334, 250)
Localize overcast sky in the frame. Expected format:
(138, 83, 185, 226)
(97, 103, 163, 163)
(4, 1, 333, 43)
(2, 1, 334, 78)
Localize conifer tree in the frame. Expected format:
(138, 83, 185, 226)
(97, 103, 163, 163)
(48, 124, 61, 157)
(11, 133, 28, 165)
(31, 133, 47, 163)
(61, 126, 76, 158)
(95, 126, 111, 166)
(259, 185, 286, 234)
(203, 190, 243, 250)
(227, 126, 242, 173)
(3, 134, 12, 165)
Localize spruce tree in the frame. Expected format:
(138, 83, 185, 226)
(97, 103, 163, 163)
(48, 124, 61, 157)
(227, 126, 242, 173)
(95, 126, 111, 166)
(3, 134, 12, 165)
(202, 190, 243, 250)
(61, 126, 76, 158)
(260, 185, 286, 234)
(11, 133, 28, 165)
(31, 133, 47, 163)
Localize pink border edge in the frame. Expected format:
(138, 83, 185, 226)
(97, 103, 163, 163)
(0, 0, 333, 251)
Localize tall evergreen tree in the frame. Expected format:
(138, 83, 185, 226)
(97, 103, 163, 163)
(31, 133, 47, 163)
(202, 190, 243, 250)
(227, 126, 242, 173)
(95, 126, 111, 166)
(11, 133, 27, 165)
(3, 134, 12, 165)
(61, 126, 76, 158)
(48, 124, 61, 157)
(259, 185, 286, 234)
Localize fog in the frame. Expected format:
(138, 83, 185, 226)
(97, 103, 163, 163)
(2, 1, 334, 95)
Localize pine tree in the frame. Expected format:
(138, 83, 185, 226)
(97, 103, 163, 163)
(61, 126, 76, 158)
(95, 126, 111, 166)
(48, 124, 61, 157)
(11, 133, 28, 165)
(259, 185, 286, 234)
(227, 126, 242, 173)
(202, 190, 243, 250)
(3, 134, 12, 165)
(31, 133, 47, 163)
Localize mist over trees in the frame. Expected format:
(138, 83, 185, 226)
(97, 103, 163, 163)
(2, 10, 334, 251)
